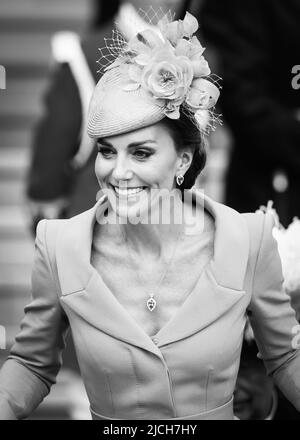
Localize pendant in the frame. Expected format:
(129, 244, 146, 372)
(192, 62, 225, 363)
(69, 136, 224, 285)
(147, 294, 156, 312)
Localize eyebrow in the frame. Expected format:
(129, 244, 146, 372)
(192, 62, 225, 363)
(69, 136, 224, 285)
(97, 139, 157, 148)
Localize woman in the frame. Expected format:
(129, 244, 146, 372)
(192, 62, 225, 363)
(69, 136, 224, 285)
(0, 11, 300, 420)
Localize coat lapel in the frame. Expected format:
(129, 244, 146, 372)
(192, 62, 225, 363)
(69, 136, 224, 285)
(60, 270, 164, 358)
(55, 191, 250, 357)
(157, 191, 250, 346)
(56, 194, 164, 357)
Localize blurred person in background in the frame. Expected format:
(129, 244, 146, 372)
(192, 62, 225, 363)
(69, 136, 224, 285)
(26, 0, 193, 233)
(201, 0, 300, 228)
(201, 0, 300, 419)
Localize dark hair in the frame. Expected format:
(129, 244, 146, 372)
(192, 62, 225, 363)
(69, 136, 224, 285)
(161, 111, 207, 191)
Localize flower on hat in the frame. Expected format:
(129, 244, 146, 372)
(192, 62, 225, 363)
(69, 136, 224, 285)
(142, 49, 194, 118)
(105, 11, 220, 132)
(123, 34, 193, 118)
(175, 36, 209, 77)
(186, 78, 220, 110)
(158, 10, 199, 43)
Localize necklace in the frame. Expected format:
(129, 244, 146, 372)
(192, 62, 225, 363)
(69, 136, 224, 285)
(120, 226, 183, 312)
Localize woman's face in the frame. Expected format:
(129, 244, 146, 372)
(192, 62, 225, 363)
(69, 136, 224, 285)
(95, 122, 186, 219)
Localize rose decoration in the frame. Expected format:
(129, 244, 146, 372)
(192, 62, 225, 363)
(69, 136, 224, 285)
(186, 78, 220, 110)
(120, 11, 220, 128)
(175, 36, 209, 77)
(141, 49, 193, 117)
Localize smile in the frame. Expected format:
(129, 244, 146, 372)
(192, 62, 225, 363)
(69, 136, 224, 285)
(111, 185, 147, 197)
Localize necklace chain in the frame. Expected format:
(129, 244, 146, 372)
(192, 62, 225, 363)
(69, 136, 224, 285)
(121, 226, 183, 312)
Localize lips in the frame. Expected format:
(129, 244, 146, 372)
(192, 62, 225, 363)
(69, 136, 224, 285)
(110, 184, 147, 197)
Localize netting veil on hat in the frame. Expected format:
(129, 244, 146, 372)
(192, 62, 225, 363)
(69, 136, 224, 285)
(87, 8, 221, 139)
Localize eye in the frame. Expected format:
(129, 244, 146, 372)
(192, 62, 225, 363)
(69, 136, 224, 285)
(133, 149, 153, 160)
(97, 144, 115, 158)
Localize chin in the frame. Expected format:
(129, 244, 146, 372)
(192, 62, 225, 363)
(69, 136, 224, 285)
(107, 190, 153, 223)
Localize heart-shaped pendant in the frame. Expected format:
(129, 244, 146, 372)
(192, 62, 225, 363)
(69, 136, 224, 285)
(147, 295, 156, 312)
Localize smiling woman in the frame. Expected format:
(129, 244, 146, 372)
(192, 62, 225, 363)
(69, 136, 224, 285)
(0, 9, 300, 421)
(94, 119, 195, 219)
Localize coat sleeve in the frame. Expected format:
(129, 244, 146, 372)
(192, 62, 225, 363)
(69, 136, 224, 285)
(0, 220, 70, 419)
(248, 211, 300, 411)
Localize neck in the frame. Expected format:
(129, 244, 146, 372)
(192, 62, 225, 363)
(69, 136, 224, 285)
(103, 189, 186, 259)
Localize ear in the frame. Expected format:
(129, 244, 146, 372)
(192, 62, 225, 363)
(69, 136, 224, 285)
(176, 149, 193, 176)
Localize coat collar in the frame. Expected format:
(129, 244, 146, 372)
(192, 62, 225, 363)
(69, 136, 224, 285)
(56, 190, 249, 358)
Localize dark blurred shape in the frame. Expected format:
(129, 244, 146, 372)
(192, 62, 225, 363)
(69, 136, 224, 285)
(201, 0, 300, 420)
(201, 0, 300, 227)
(177, 0, 196, 19)
(234, 337, 300, 420)
(93, 0, 120, 28)
(234, 340, 276, 420)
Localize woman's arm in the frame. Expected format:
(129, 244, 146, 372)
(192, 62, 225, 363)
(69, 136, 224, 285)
(0, 220, 69, 419)
(248, 212, 300, 411)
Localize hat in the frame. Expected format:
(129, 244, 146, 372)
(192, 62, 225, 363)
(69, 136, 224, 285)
(87, 10, 220, 139)
(87, 62, 165, 137)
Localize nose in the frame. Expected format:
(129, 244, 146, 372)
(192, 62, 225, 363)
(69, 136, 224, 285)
(111, 155, 133, 182)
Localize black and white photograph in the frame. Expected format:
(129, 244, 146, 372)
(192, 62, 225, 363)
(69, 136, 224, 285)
(0, 0, 300, 425)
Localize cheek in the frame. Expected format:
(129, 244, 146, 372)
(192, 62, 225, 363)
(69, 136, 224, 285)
(156, 156, 178, 183)
(139, 160, 177, 186)
(95, 156, 111, 181)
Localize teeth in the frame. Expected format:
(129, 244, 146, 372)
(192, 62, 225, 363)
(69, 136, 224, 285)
(114, 186, 145, 196)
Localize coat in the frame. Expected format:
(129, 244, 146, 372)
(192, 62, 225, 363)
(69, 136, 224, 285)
(0, 191, 300, 420)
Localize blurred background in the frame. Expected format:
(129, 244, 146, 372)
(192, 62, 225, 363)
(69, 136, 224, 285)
(0, 0, 96, 420)
(0, 0, 299, 420)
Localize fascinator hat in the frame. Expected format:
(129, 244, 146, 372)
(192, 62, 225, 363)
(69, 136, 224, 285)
(87, 9, 221, 139)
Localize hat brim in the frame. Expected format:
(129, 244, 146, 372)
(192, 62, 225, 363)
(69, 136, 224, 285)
(87, 66, 166, 138)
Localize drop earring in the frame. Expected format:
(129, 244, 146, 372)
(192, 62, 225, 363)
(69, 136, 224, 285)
(176, 174, 184, 186)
